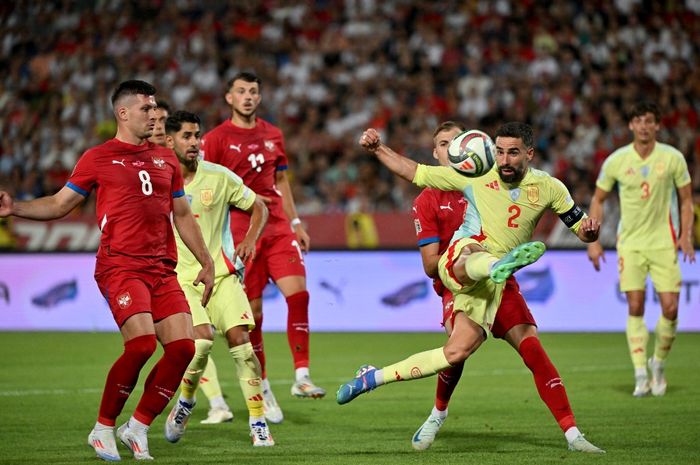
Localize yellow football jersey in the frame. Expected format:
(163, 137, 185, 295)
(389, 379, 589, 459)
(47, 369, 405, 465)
(596, 142, 691, 251)
(413, 165, 583, 257)
(175, 160, 256, 282)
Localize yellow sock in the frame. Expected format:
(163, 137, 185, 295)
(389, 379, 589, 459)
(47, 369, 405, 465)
(381, 348, 451, 385)
(199, 356, 223, 400)
(654, 315, 677, 361)
(230, 342, 264, 418)
(626, 316, 648, 370)
(181, 339, 213, 399)
(464, 251, 498, 281)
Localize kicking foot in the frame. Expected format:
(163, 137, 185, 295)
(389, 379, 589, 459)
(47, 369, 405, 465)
(490, 241, 546, 284)
(336, 365, 378, 405)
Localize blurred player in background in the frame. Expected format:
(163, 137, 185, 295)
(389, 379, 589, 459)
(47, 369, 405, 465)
(338, 122, 603, 453)
(587, 101, 695, 397)
(162, 110, 274, 446)
(148, 100, 171, 146)
(410, 121, 603, 453)
(202, 71, 324, 425)
(0, 80, 215, 461)
(147, 100, 234, 424)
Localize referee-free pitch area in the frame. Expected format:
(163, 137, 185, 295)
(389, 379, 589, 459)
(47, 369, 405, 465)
(1, 331, 698, 465)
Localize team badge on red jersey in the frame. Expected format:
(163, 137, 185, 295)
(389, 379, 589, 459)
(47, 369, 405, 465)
(152, 157, 166, 169)
(264, 140, 275, 151)
(117, 291, 132, 309)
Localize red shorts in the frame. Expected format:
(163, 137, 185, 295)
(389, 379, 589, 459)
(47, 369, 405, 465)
(440, 277, 536, 338)
(242, 232, 306, 300)
(95, 267, 190, 327)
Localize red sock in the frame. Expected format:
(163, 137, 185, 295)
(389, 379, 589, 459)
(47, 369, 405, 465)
(250, 313, 266, 379)
(435, 361, 464, 411)
(97, 335, 157, 426)
(133, 338, 195, 425)
(286, 291, 310, 370)
(519, 336, 576, 431)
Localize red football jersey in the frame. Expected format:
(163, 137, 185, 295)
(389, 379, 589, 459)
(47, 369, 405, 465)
(412, 188, 466, 296)
(202, 118, 290, 239)
(67, 139, 184, 268)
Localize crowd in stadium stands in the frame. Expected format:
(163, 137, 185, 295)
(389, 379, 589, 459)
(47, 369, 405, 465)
(1, 1, 699, 245)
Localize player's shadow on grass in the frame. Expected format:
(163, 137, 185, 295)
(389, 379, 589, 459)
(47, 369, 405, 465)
(434, 430, 560, 453)
(611, 384, 681, 396)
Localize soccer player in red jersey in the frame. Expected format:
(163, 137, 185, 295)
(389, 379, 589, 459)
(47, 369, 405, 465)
(202, 72, 323, 424)
(409, 122, 603, 452)
(0, 80, 214, 462)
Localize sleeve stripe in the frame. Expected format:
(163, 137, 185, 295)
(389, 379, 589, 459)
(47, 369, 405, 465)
(417, 236, 440, 246)
(66, 182, 89, 197)
(173, 189, 185, 198)
(276, 164, 288, 171)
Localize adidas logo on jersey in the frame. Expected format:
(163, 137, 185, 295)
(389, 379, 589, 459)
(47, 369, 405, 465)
(485, 180, 500, 190)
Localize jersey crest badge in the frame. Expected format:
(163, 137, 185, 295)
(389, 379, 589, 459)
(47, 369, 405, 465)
(654, 162, 665, 175)
(527, 186, 539, 203)
(264, 140, 276, 151)
(414, 218, 422, 234)
(509, 188, 521, 202)
(152, 157, 166, 169)
(200, 188, 214, 206)
(117, 291, 132, 309)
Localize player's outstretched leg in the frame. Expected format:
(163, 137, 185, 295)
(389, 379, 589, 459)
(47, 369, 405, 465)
(490, 241, 546, 284)
(337, 365, 378, 405)
(117, 419, 153, 461)
(567, 432, 606, 454)
(88, 424, 121, 462)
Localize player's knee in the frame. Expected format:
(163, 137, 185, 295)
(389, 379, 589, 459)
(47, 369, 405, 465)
(165, 338, 196, 366)
(124, 334, 158, 364)
(194, 338, 214, 357)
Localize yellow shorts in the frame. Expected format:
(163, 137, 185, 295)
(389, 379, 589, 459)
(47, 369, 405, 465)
(438, 237, 506, 334)
(618, 247, 681, 293)
(181, 274, 255, 334)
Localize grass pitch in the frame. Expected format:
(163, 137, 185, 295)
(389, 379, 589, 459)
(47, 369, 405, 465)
(1, 332, 699, 464)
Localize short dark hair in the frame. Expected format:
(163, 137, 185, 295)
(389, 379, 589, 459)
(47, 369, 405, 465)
(111, 80, 156, 107)
(226, 71, 262, 92)
(433, 121, 466, 139)
(165, 110, 202, 134)
(156, 100, 171, 113)
(495, 122, 534, 149)
(627, 101, 661, 122)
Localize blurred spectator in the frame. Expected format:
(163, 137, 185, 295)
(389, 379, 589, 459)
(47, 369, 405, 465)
(0, 0, 698, 250)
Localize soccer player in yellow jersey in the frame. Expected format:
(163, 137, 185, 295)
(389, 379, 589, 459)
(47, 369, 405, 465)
(587, 101, 696, 397)
(162, 110, 275, 446)
(338, 122, 602, 452)
(147, 102, 234, 424)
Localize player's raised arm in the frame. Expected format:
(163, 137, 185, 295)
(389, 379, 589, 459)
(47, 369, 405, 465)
(359, 128, 418, 182)
(0, 185, 85, 220)
(172, 196, 215, 305)
(236, 196, 269, 263)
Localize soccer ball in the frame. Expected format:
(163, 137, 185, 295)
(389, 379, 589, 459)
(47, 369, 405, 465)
(447, 129, 496, 177)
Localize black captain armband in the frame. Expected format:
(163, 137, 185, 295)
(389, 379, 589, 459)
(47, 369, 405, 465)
(558, 205, 584, 228)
